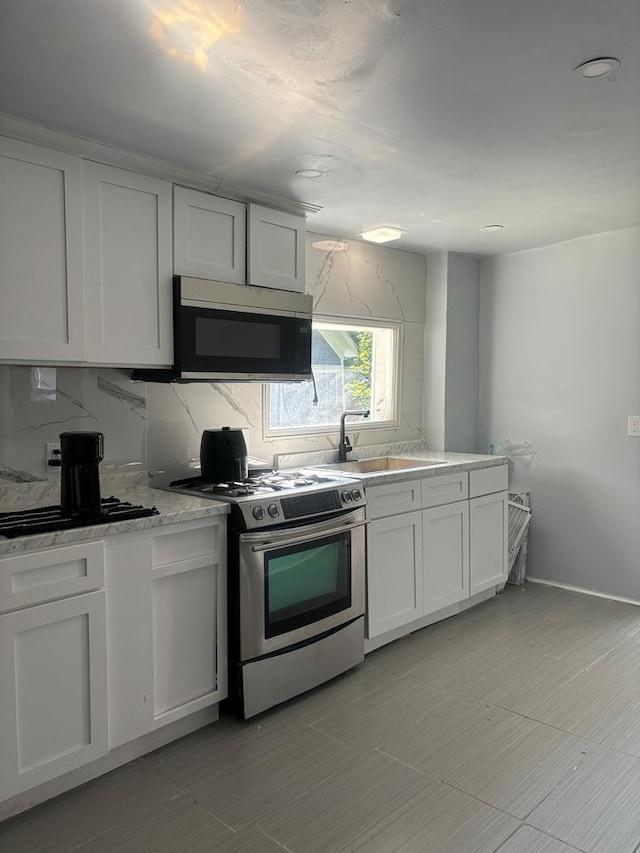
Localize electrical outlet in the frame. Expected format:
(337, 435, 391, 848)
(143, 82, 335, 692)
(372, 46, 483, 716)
(628, 416, 640, 436)
(45, 441, 61, 467)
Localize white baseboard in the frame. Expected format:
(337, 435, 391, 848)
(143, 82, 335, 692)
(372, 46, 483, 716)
(527, 576, 640, 608)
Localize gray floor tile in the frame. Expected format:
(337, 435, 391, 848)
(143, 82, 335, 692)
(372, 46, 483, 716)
(528, 746, 640, 852)
(283, 659, 401, 723)
(259, 751, 519, 853)
(378, 694, 518, 776)
(213, 827, 291, 853)
(456, 654, 585, 716)
(380, 698, 593, 818)
(347, 779, 520, 853)
(0, 760, 197, 853)
(150, 721, 359, 830)
(76, 802, 233, 852)
(311, 677, 443, 752)
(496, 825, 583, 852)
(524, 663, 640, 742)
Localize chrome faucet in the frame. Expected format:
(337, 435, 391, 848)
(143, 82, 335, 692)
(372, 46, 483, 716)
(338, 409, 370, 462)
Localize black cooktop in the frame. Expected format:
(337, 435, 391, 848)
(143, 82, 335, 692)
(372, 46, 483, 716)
(0, 497, 159, 539)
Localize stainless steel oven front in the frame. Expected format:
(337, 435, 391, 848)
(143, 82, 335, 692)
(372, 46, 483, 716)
(237, 507, 366, 662)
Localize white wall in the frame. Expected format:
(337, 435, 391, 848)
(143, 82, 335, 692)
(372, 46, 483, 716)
(445, 253, 479, 453)
(423, 252, 447, 450)
(478, 226, 640, 600)
(423, 251, 480, 454)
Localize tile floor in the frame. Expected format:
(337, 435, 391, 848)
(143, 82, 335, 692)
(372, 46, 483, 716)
(3, 582, 640, 852)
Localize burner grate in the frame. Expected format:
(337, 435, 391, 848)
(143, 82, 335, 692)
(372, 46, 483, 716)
(0, 497, 159, 538)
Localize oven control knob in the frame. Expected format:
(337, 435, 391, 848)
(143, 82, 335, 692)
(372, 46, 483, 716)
(252, 506, 264, 520)
(351, 489, 362, 501)
(268, 503, 280, 517)
(341, 490, 352, 502)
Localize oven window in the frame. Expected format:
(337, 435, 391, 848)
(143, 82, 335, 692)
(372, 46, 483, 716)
(264, 532, 351, 638)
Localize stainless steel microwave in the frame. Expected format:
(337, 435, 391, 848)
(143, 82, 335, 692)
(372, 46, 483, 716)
(134, 277, 313, 383)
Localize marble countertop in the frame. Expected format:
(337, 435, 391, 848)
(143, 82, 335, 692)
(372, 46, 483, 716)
(311, 451, 507, 487)
(0, 473, 228, 557)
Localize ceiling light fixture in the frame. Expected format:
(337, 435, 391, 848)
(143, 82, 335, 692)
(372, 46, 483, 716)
(295, 168, 324, 179)
(361, 226, 403, 244)
(311, 240, 348, 251)
(573, 57, 621, 80)
(482, 224, 504, 232)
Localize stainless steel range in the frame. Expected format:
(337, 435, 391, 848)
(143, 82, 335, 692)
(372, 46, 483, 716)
(170, 469, 367, 718)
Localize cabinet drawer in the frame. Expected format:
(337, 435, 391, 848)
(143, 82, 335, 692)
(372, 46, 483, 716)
(0, 541, 105, 613)
(152, 520, 221, 567)
(421, 472, 469, 508)
(366, 480, 421, 520)
(469, 465, 508, 498)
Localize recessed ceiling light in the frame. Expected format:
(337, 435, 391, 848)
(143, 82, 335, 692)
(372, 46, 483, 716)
(295, 168, 324, 179)
(573, 57, 621, 80)
(361, 226, 403, 244)
(311, 240, 348, 251)
(482, 224, 505, 233)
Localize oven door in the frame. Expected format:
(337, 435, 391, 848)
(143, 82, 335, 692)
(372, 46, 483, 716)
(238, 508, 366, 660)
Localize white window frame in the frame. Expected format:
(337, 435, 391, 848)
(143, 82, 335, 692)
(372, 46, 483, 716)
(263, 315, 403, 439)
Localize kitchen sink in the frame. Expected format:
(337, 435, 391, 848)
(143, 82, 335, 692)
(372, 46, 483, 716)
(320, 456, 446, 474)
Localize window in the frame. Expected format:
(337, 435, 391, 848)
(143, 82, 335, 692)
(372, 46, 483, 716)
(267, 318, 400, 434)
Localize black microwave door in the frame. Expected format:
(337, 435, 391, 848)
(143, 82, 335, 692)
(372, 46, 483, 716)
(178, 306, 306, 375)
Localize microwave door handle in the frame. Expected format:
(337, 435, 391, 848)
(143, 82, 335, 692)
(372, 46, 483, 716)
(250, 518, 369, 553)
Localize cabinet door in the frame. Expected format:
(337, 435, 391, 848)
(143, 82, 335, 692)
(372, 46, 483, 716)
(423, 501, 469, 614)
(0, 137, 84, 362)
(151, 555, 227, 725)
(366, 511, 423, 638)
(105, 537, 154, 749)
(173, 186, 246, 282)
(82, 162, 172, 366)
(469, 491, 508, 595)
(0, 590, 108, 801)
(247, 203, 306, 292)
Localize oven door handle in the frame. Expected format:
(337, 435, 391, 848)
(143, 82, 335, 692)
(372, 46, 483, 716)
(250, 518, 369, 552)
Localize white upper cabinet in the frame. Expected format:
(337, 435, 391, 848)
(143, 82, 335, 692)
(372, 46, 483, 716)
(247, 203, 306, 292)
(0, 137, 85, 363)
(82, 162, 173, 366)
(173, 186, 246, 283)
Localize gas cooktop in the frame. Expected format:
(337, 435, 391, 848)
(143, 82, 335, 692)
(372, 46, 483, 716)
(169, 469, 365, 529)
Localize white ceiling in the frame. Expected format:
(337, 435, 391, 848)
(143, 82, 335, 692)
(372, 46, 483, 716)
(1, 0, 638, 255)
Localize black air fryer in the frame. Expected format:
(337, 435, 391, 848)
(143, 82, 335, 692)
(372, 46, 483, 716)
(60, 431, 105, 516)
(200, 427, 248, 483)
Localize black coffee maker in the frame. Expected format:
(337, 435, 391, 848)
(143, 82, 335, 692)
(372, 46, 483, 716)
(60, 431, 105, 516)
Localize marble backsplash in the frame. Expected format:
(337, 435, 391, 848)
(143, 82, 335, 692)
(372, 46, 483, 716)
(146, 232, 427, 484)
(0, 366, 146, 483)
(1, 232, 428, 486)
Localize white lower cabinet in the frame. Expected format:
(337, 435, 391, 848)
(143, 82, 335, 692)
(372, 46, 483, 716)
(106, 518, 227, 750)
(367, 511, 423, 638)
(365, 466, 508, 645)
(152, 556, 222, 721)
(423, 501, 469, 614)
(469, 491, 508, 595)
(0, 590, 108, 801)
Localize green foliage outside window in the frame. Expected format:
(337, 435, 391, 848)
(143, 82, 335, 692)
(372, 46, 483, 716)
(344, 331, 372, 410)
